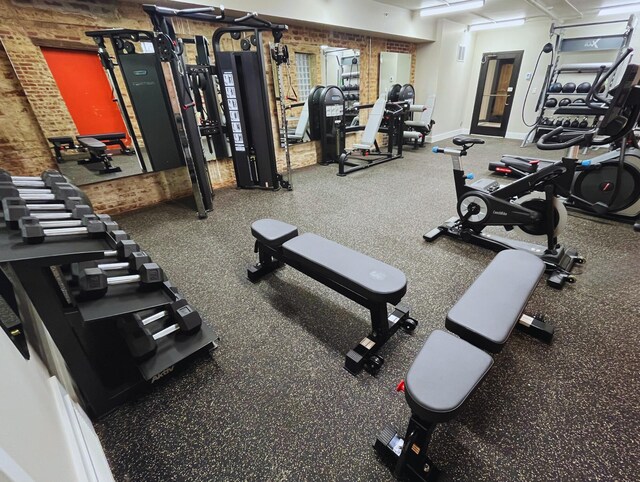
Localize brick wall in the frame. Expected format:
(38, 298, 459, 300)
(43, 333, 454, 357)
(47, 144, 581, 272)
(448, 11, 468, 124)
(0, 0, 416, 214)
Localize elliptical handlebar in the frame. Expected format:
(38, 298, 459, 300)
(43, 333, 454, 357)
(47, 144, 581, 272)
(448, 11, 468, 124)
(586, 48, 634, 109)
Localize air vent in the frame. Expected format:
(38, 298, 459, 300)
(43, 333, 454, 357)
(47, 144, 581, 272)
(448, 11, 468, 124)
(457, 44, 466, 62)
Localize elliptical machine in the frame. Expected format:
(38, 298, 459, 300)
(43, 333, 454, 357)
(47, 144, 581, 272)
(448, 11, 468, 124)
(424, 137, 583, 289)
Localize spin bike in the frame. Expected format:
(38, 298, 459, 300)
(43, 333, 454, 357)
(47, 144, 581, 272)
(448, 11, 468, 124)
(424, 137, 583, 289)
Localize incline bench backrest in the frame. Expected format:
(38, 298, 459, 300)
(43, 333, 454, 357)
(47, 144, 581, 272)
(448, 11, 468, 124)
(293, 97, 310, 139)
(359, 97, 386, 148)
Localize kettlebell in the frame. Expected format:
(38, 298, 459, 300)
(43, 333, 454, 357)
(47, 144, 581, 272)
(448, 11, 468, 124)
(549, 82, 563, 93)
(559, 98, 572, 107)
(545, 98, 558, 108)
(577, 82, 591, 93)
(562, 82, 577, 93)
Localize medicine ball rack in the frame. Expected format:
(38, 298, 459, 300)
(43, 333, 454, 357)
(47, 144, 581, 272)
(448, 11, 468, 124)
(522, 14, 636, 146)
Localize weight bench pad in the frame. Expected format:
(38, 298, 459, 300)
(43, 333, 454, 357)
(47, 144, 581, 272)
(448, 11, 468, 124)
(405, 330, 493, 424)
(77, 137, 106, 150)
(251, 219, 299, 248)
(446, 251, 544, 353)
(282, 233, 407, 304)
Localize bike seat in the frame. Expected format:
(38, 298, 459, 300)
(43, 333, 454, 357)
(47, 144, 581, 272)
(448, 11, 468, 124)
(453, 136, 485, 147)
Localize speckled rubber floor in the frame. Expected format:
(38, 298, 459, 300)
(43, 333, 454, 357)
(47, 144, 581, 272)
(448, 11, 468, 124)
(96, 138, 640, 481)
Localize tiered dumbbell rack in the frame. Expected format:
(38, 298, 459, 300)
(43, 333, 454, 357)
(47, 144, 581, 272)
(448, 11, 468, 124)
(0, 214, 218, 419)
(522, 15, 636, 146)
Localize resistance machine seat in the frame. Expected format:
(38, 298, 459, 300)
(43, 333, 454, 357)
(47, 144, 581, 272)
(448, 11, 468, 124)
(248, 218, 416, 375)
(375, 250, 554, 481)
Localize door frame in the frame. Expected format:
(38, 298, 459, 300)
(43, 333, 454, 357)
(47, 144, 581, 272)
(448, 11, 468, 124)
(470, 50, 523, 137)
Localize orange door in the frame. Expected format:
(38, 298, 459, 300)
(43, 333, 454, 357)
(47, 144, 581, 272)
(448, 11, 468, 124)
(41, 47, 129, 148)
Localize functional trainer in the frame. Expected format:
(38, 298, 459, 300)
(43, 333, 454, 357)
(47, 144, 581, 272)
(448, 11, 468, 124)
(375, 250, 552, 480)
(247, 219, 417, 375)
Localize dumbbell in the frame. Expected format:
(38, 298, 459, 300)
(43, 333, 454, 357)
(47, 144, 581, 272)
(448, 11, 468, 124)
(0, 169, 68, 188)
(121, 299, 203, 359)
(78, 263, 164, 299)
(19, 216, 115, 244)
(3, 197, 94, 229)
(0, 179, 77, 196)
(69, 239, 140, 282)
(0, 182, 80, 202)
(74, 251, 152, 279)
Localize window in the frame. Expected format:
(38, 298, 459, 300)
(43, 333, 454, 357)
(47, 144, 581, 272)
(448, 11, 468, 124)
(295, 52, 312, 100)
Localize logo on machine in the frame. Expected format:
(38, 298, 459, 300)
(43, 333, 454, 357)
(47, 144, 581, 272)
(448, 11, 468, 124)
(493, 211, 508, 216)
(584, 39, 600, 49)
(132, 70, 148, 76)
(150, 365, 175, 383)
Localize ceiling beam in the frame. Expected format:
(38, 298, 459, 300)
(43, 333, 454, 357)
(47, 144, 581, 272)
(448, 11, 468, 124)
(523, 0, 560, 20)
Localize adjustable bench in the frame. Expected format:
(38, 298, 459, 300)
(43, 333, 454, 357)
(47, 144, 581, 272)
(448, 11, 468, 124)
(375, 250, 553, 480)
(48, 136, 77, 164)
(337, 97, 403, 176)
(248, 219, 418, 375)
(76, 132, 132, 155)
(76, 136, 122, 175)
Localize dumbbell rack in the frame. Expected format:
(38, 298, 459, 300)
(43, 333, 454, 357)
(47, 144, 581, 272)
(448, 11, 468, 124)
(522, 15, 636, 146)
(0, 221, 218, 419)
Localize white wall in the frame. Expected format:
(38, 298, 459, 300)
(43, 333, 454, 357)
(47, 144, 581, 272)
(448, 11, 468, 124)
(414, 19, 476, 142)
(177, 0, 437, 41)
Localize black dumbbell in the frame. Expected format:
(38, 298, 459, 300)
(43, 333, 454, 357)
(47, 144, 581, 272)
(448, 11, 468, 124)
(19, 216, 114, 244)
(70, 239, 140, 281)
(0, 182, 80, 202)
(120, 299, 203, 359)
(96, 251, 152, 274)
(571, 118, 580, 128)
(3, 198, 93, 229)
(78, 263, 164, 299)
(0, 169, 68, 188)
(555, 118, 563, 127)
(563, 119, 571, 127)
(579, 118, 589, 129)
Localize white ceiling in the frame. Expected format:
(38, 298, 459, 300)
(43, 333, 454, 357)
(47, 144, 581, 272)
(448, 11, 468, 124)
(373, 0, 640, 24)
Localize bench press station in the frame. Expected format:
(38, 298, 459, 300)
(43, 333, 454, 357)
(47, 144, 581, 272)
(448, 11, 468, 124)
(248, 219, 418, 375)
(375, 250, 553, 480)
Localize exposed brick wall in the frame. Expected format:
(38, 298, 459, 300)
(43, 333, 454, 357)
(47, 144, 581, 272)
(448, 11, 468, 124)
(0, 0, 416, 214)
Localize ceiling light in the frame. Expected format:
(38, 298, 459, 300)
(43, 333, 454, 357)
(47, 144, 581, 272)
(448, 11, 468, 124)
(597, 2, 640, 16)
(468, 18, 526, 31)
(419, 0, 485, 17)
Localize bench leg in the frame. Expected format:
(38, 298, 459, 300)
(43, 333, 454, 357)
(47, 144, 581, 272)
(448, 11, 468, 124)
(344, 303, 416, 376)
(247, 242, 282, 282)
(374, 416, 439, 481)
(516, 312, 554, 343)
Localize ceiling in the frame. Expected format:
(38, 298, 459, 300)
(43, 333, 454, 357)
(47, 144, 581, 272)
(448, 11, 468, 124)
(373, 0, 640, 24)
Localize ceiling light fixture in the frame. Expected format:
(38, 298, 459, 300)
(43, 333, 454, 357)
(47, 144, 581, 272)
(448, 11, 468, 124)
(597, 2, 640, 16)
(419, 0, 485, 17)
(468, 18, 526, 31)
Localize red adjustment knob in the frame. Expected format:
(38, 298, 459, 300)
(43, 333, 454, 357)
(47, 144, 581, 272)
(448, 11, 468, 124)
(396, 380, 405, 392)
(531, 160, 540, 165)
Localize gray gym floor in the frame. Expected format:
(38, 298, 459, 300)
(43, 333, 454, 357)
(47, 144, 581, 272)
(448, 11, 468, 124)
(96, 137, 640, 481)
(57, 148, 147, 186)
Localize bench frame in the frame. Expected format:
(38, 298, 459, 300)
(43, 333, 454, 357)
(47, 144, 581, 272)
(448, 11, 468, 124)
(248, 237, 417, 375)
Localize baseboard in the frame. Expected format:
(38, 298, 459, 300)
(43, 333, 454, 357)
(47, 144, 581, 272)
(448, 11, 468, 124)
(426, 128, 467, 144)
(505, 131, 528, 140)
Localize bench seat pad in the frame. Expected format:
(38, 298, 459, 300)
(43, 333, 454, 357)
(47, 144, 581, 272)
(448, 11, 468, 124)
(405, 120, 427, 128)
(405, 330, 493, 423)
(77, 132, 126, 141)
(77, 137, 106, 150)
(251, 219, 299, 248)
(282, 233, 406, 304)
(446, 250, 544, 353)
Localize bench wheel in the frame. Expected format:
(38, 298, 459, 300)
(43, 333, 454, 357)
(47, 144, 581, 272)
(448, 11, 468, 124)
(365, 354, 384, 374)
(567, 275, 577, 283)
(575, 256, 586, 264)
(401, 317, 418, 333)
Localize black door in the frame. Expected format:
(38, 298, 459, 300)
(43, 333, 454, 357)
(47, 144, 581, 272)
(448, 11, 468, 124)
(470, 50, 523, 137)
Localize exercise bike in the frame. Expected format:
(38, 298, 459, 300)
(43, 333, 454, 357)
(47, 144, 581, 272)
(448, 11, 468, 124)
(425, 56, 640, 288)
(489, 49, 640, 231)
(424, 137, 583, 289)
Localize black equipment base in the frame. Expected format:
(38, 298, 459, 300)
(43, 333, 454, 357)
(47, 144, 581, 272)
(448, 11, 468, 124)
(338, 151, 402, 176)
(424, 217, 583, 289)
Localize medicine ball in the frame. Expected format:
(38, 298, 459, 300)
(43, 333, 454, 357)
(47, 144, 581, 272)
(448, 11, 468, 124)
(577, 82, 591, 93)
(555, 118, 563, 127)
(573, 98, 585, 104)
(571, 119, 580, 128)
(549, 82, 563, 93)
(230, 31, 242, 40)
(579, 118, 589, 128)
(562, 82, 576, 93)
(563, 119, 571, 127)
(545, 98, 558, 108)
(559, 98, 572, 107)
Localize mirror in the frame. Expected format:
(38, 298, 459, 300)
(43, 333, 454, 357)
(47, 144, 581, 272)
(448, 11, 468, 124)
(322, 47, 360, 127)
(272, 44, 321, 147)
(379, 52, 411, 99)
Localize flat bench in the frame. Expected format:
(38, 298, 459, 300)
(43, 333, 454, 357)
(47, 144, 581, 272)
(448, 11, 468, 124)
(248, 218, 417, 375)
(375, 250, 554, 480)
(76, 137, 122, 175)
(77, 132, 131, 154)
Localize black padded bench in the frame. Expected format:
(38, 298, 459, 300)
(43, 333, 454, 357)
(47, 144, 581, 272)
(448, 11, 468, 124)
(48, 136, 76, 163)
(375, 250, 554, 480)
(77, 132, 132, 154)
(76, 136, 122, 175)
(248, 219, 418, 375)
